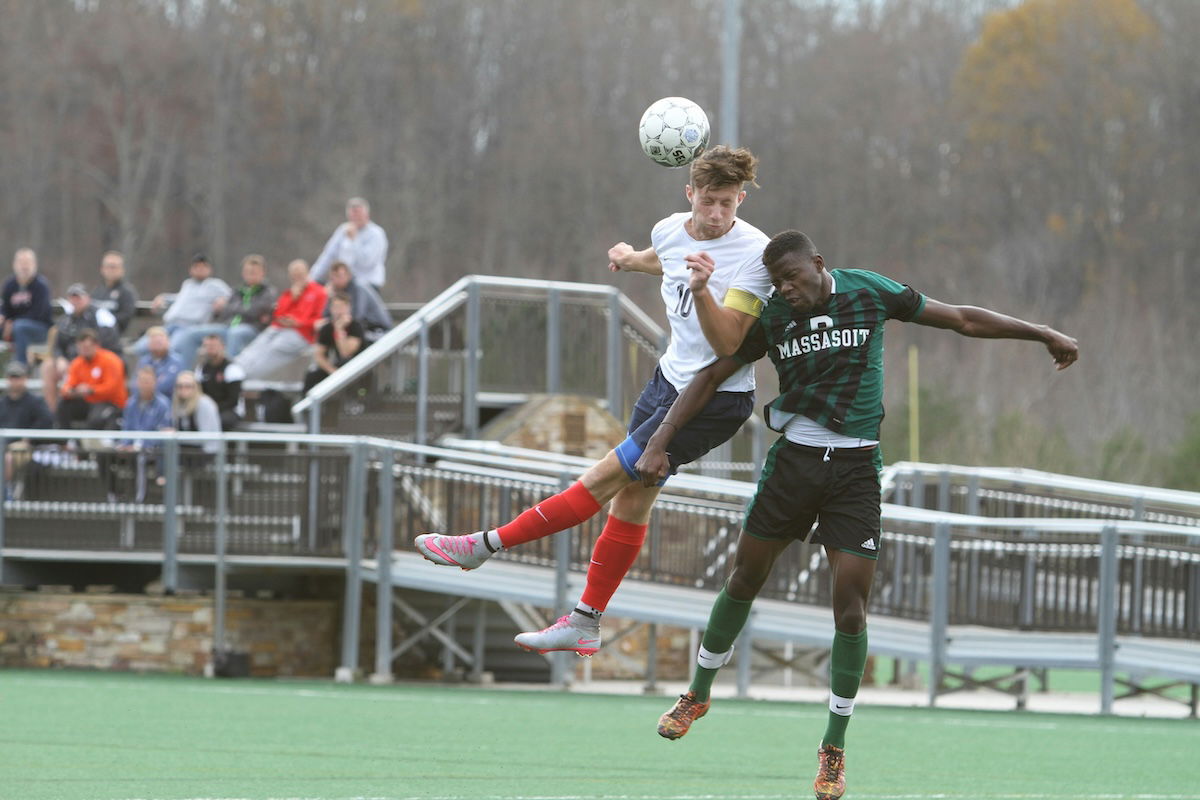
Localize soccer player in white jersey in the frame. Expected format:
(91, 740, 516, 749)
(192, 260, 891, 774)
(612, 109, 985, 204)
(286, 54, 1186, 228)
(415, 146, 772, 654)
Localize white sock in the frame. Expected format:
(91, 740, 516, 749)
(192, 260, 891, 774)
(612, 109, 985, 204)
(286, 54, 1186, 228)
(829, 691, 855, 716)
(575, 602, 601, 617)
(697, 645, 732, 669)
(483, 530, 503, 551)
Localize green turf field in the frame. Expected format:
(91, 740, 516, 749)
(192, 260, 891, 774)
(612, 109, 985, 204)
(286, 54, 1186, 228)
(2, 669, 1198, 800)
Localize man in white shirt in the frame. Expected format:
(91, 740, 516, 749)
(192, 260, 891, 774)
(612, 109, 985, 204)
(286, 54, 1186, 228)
(139, 254, 232, 358)
(309, 197, 388, 290)
(415, 145, 773, 655)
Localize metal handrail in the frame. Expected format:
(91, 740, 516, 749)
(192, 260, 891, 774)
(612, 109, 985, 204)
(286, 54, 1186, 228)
(4, 428, 1197, 542)
(883, 461, 1200, 510)
(292, 276, 472, 416)
(291, 274, 669, 420)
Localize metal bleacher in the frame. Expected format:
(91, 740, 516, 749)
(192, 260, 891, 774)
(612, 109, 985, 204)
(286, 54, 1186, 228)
(364, 438, 1200, 714)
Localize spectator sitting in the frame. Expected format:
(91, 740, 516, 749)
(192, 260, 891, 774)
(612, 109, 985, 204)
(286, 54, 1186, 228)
(171, 253, 278, 369)
(121, 365, 172, 450)
(141, 253, 230, 355)
(90, 250, 139, 337)
(170, 371, 221, 455)
(234, 259, 326, 381)
(0, 247, 54, 365)
(106, 365, 172, 502)
(56, 329, 128, 431)
(316, 261, 392, 339)
(136, 326, 183, 399)
(303, 292, 364, 393)
(0, 361, 54, 487)
(40, 284, 119, 413)
(196, 334, 245, 431)
(310, 197, 388, 289)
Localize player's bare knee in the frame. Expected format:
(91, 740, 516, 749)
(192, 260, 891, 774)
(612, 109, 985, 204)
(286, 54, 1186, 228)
(609, 482, 658, 524)
(580, 452, 634, 501)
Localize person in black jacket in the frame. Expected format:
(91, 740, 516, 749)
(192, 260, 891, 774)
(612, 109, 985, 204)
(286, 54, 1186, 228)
(0, 248, 54, 365)
(196, 334, 245, 431)
(90, 251, 140, 336)
(0, 361, 53, 484)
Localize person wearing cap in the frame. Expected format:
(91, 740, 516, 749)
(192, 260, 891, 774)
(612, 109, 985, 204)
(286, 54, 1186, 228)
(0, 360, 53, 487)
(57, 328, 127, 430)
(309, 197, 388, 289)
(142, 254, 231, 356)
(40, 284, 119, 413)
(0, 248, 54, 365)
(90, 251, 140, 335)
(168, 253, 278, 369)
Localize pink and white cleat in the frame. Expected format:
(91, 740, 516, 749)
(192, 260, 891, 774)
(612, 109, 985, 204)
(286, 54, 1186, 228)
(414, 532, 495, 570)
(514, 614, 602, 657)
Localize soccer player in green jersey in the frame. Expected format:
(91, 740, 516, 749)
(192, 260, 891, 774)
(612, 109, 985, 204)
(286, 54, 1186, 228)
(636, 230, 1078, 800)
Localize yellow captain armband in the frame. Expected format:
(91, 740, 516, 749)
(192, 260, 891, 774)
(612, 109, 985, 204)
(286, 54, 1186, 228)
(723, 288, 765, 317)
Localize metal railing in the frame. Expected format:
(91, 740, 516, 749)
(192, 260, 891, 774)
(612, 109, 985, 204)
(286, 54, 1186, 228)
(883, 461, 1200, 528)
(292, 275, 668, 441)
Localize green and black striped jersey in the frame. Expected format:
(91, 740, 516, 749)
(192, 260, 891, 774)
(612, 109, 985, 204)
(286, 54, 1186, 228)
(734, 269, 926, 440)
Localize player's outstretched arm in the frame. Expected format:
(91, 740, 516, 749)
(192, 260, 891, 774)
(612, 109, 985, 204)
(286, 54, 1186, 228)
(634, 355, 743, 486)
(608, 242, 663, 275)
(915, 298, 1079, 370)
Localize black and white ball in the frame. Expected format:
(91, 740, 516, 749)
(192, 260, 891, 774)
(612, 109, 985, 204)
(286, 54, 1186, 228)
(638, 97, 710, 168)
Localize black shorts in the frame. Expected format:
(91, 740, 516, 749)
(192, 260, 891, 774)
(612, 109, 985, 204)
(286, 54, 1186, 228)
(743, 438, 883, 559)
(615, 367, 754, 479)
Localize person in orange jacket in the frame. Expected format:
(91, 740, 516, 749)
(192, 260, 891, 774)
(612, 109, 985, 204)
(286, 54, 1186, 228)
(57, 328, 127, 430)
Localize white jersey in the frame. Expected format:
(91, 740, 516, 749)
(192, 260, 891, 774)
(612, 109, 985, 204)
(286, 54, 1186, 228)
(652, 212, 772, 393)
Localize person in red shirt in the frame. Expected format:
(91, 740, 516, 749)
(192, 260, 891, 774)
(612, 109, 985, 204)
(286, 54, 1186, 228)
(233, 259, 326, 381)
(57, 328, 128, 429)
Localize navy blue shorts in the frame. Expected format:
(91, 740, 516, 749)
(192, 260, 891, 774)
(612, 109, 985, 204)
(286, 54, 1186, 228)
(614, 367, 753, 480)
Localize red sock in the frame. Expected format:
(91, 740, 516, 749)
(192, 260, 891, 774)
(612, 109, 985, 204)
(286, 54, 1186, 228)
(495, 481, 602, 548)
(580, 516, 648, 612)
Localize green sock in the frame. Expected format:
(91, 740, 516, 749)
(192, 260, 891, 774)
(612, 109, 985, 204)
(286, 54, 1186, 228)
(822, 627, 868, 749)
(688, 588, 753, 701)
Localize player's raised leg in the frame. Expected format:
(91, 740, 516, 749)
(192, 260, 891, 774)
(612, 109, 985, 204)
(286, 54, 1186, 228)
(813, 547, 875, 800)
(414, 451, 633, 570)
(659, 531, 790, 739)
(514, 480, 659, 655)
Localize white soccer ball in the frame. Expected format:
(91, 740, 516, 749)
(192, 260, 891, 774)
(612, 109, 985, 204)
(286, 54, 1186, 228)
(638, 97, 710, 168)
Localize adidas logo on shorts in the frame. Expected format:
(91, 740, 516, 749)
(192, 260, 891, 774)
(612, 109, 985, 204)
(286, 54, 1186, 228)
(861, 537, 877, 551)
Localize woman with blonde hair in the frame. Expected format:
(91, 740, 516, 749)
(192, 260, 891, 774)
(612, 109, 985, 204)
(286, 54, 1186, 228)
(170, 371, 221, 455)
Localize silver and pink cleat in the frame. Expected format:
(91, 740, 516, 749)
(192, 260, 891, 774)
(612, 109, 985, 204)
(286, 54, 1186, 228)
(414, 532, 495, 571)
(514, 615, 602, 657)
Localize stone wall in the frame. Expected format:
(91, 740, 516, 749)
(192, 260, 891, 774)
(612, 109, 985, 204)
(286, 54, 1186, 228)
(0, 590, 337, 677)
(480, 394, 626, 458)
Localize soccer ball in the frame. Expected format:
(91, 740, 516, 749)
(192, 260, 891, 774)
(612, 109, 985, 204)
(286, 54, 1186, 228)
(638, 97, 710, 168)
